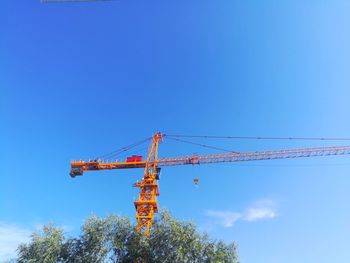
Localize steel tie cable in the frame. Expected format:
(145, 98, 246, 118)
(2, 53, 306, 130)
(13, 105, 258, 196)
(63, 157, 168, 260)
(165, 134, 350, 141)
(96, 137, 152, 160)
(166, 137, 239, 153)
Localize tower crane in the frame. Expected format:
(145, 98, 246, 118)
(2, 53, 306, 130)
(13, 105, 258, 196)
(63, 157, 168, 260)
(70, 132, 350, 236)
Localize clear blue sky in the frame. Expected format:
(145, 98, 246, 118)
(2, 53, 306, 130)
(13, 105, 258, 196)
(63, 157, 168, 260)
(1, 0, 350, 262)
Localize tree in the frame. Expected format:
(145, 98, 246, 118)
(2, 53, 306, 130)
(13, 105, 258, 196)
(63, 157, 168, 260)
(17, 211, 239, 263)
(17, 224, 64, 263)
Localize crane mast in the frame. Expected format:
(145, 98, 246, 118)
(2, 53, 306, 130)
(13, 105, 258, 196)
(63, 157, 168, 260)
(70, 133, 350, 236)
(133, 132, 162, 236)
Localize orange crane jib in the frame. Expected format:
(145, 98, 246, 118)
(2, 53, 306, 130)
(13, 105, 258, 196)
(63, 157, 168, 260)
(70, 133, 350, 236)
(70, 145, 350, 176)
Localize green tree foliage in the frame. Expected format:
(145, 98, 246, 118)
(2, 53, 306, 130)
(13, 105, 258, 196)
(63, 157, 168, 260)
(17, 224, 63, 263)
(17, 211, 239, 263)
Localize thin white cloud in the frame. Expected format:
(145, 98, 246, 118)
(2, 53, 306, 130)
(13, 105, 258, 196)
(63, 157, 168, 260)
(205, 199, 277, 228)
(0, 223, 31, 261)
(205, 210, 241, 227)
(243, 200, 277, 221)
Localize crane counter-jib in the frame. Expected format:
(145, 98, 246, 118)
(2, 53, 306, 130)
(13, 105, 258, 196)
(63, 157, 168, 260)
(70, 161, 147, 176)
(70, 145, 350, 177)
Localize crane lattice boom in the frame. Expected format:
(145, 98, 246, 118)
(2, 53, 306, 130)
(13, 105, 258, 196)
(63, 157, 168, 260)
(71, 145, 350, 175)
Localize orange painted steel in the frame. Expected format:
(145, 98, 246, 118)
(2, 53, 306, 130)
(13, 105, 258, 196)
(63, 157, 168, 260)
(70, 134, 350, 236)
(71, 145, 350, 175)
(133, 132, 162, 236)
